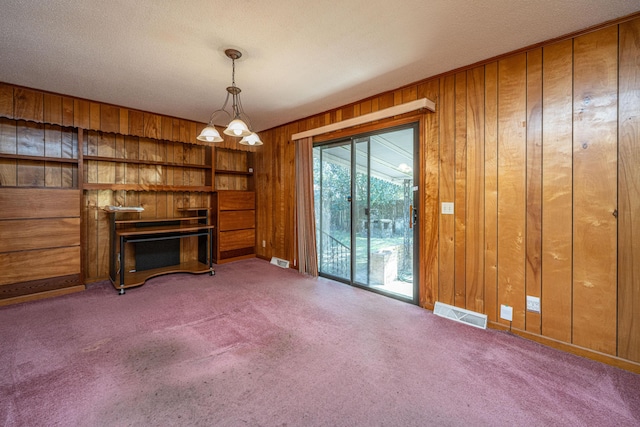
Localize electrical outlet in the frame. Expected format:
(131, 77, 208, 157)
(441, 202, 454, 215)
(262, 240, 266, 248)
(526, 296, 541, 313)
(500, 304, 513, 321)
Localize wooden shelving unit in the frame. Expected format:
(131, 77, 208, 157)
(0, 118, 83, 306)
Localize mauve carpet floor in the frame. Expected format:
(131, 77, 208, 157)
(1, 258, 639, 426)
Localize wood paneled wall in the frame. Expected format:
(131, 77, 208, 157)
(255, 16, 640, 369)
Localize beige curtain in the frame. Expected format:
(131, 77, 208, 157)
(295, 137, 318, 276)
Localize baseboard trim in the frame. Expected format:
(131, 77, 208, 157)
(0, 285, 85, 307)
(486, 320, 640, 374)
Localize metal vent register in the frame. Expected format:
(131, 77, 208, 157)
(434, 301, 488, 329)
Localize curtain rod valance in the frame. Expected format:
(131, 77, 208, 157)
(292, 97, 435, 140)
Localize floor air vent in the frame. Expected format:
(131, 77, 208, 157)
(434, 302, 488, 329)
(270, 257, 290, 269)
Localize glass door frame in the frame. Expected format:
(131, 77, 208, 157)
(314, 122, 420, 305)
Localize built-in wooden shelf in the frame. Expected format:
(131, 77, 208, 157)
(84, 155, 210, 170)
(215, 169, 253, 176)
(0, 153, 78, 164)
(84, 183, 211, 192)
(114, 216, 208, 224)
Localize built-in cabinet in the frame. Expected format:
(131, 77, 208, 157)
(212, 190, 256, 263)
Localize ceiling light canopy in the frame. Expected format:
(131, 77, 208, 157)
(197, 48, 262, 145)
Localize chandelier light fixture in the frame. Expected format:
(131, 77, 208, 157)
(197, 48, 263, 146)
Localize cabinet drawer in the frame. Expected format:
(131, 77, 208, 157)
(218, 191, 255, 211)
(0, 218, 80, 253)
(219, 229, 255, 251)
(219, 210, 255, 231)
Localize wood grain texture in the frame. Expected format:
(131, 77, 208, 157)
(484, 62, 499, 322)
(73, 99, 90, 129)
(0, 83, 13, 118)
(0, 218, 80, 252)
(219, 229, 255, 252)
(541, 40, 573, 343)
(43, 94, 63, 125)
(13, 88, 43, 122)
(62, 97, 74, 127)
(0, 246, 81, 286)
(525, 48, 542, 334)
(0, 118, 17, 186)
(454, 71, 467, 308)
(618, 17, 640, 363)
(218, 190, 255, 210)
(0, 188, 79, 219)
(572, 26, 618, 355)
(129, 110, 144, 137)
(219, 210, 255, 231)
(497, 53, 527, 329)
(100, 105, 120, 134)
(89, 102, 101, 131)
(419, 80, 440, 307)
(438, 75, 456, 306)
(144, 113, 161, 139)
(465, 66, 485, 313)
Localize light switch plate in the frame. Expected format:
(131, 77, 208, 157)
(441, 202, 454, 215)
(500, 304, 513, 321)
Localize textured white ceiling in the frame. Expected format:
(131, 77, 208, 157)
(0, 0, 638, 132)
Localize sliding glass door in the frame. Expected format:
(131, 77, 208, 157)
(314, 124, 418, 303)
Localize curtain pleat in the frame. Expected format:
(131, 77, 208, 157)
(295, 137, 318, 276)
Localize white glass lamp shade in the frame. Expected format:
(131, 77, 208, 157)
(223, 118, 252, 137)
(239, 132, 263, 146)
(196, 125, 223, 143)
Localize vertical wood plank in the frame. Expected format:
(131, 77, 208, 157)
(44, 124, 62, 187)
(89, 103, 101, 131)
(74, 99, 90, 129)
(43, 94, 63, 125)
(525, 48, 543, 334)
(14, 88, 43, 122)
(61, 129, 75, 188)
(119, 108, 129, 134)
(97, 132, 116, 185)
(0, 83, 14, 118)
(85, 132, 98, 185)
(454, 71, 467, 308)
(0, 118, 17, 154)
(541, 40, 574, 342)
(143, 113, 161, 139)
(100, 105, 120, 134)
(497, 53, 527, 329)
(162, 116, 173, 141)
(438, 75, 456, 306)
(17, 121, 44, 156)
(466, 66, 485, 313)
(114, 135, 126, 184)
(618, 17, 640, 363)
(62, 97, 74, 127)
(84, 190, 99, 280)
(0, 118, 17, 186)
(419, 80, 440, 307)
(96, 189, 112, 277)
(129, 110, 144, 137)
(573, 27, 619, 354)
(484, 62, 499, 322)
